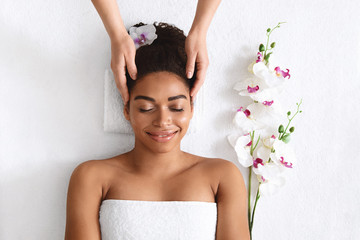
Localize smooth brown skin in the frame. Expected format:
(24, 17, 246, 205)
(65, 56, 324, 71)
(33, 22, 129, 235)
(64, 72, 250, 240)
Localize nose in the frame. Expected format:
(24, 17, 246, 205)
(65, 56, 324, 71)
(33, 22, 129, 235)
(153, 108, 171, 127)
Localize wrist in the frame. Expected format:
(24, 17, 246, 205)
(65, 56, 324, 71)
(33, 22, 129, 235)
(188, 25, 207, 38)
(110, 27, 129, 43)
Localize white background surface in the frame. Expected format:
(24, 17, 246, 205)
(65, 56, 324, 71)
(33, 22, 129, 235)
(1, 0, 359, 239)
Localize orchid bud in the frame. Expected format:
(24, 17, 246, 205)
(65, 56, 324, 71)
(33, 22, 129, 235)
(290, 127, 295, 133)
(282, 134, 291, 143)
(259, 44, 265, 52)
(264, 53, 271, 61)
(287, 111, 291, 116)
(278, 125, 284, 133)
(270, 42, 276, 48)
(267, 28, 271, 32)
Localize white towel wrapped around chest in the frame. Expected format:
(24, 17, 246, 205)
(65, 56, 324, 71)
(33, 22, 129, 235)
(99, 200, 217, 240)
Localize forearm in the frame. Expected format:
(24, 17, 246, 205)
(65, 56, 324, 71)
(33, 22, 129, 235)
(189, 0, 222, 35)
(91, 0, 128, 41)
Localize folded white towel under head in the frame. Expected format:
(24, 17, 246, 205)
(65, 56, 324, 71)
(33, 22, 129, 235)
(103, 69, 204, 134)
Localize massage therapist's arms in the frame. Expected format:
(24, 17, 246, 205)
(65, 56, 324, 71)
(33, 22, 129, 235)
(64, 161, 103, 240)
(215, 160, 250, 240)
(91, 0, 222, 103)
(91, 0, 137, 104)
(186, 0, 222, 98)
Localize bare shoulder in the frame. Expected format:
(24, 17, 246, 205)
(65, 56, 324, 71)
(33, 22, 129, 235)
(72, 159, 104, 176)
(65, 157, 127, 239)
(75, 156, 121, 169)
(70, 160, 109, 186)
(206, 157, 240, 170)
(199, 157, 247, 200)
(195, 156, 243, 180)
(213, 158, 247, 200)
(216, 158, 244, 182)
(72, 155, 126, 180)
(67, 158, 115, 205)
(209, 158, 244, 185)
(65, 160, 106, 240)
(186, 155, 242, 195)
(208, 158, 250, 239)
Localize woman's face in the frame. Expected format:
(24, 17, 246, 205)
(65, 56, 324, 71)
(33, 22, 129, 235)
(124, 71, 193, 153)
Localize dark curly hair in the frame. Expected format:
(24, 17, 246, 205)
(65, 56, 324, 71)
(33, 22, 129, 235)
(125, 22, 196, 95)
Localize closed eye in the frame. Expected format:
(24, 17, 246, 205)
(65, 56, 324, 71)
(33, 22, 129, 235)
(171, 108, 184, 112)
(139, 108, 184, 112)
(139, 108, 153, 113)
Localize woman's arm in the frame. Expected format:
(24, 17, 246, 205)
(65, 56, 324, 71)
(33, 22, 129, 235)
(64, 161, 103, 240)
(215, 160, 250, 240)
(90, 0, 137, 104)
(186, 0, 222, 98)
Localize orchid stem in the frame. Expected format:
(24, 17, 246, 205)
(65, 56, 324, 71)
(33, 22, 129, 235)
(264, 22, 286, 65)
(248, 131, 256, 239)
(248, 166, 252, 239)
(253, 135, 261, 151)
(279, 99, 302, 139)
(250, 186, 261, 232)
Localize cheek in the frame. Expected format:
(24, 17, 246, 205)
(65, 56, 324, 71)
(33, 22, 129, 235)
(128, 109, 147, 130)
(174, 111, 192, 127)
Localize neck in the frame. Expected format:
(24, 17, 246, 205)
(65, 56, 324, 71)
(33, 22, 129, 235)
(126, 142, 188, 178)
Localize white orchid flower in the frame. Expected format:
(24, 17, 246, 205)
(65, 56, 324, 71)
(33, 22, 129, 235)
(233, 76, 269, 98)
(253, 61, 287, 89)
(235, 62, 288, 102)
(248, 61, 257, 73)
(254, 144, 271, 163)
(234, 135, 253, 167)
(233, 106, 265, 133)
(261, 133, 277, 149)
(246, 102, 282, 128)
(255, 161, 284, 178)
(270, 139, 296, 169)
(251, 141, 286, 193)
(227, 133, 239, 148)
(129, 24, 158, 49)
(251, 87, 281, 103)
(258, 175, 286, 197)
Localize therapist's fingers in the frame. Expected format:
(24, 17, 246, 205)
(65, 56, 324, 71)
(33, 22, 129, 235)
(111, 55, 129, 104)
(190, 44, 209, 98)
(185, 32, 209, 98)
(186, 49, 196, 79)
(110, 35, 137, 104)
(190, 54, 208, 98)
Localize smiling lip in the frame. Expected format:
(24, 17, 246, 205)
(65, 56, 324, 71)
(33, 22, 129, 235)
(146, 130, 178, 143)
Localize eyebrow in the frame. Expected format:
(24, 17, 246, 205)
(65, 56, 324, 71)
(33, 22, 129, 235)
(134, 95, 187, 102)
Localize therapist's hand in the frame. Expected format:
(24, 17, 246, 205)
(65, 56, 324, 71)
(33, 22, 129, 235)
(110, 34, 137, 104)
(185, 30, 209, 99)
